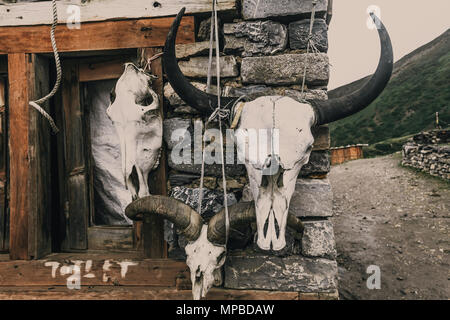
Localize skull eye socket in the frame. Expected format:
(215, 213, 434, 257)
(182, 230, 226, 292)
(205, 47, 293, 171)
(216, 251, 226, 265)
(110, 88, 116, 103)
(135, 93, 154, 106)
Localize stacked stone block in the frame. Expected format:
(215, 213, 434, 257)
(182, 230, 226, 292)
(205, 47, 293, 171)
(163, 0, 337, 297)
(402, 130, 450, 180)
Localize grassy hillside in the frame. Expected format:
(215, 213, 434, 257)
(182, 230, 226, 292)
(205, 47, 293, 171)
(329, 29, 450, 147)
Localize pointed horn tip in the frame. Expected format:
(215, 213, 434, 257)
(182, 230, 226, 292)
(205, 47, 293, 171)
(369, 12, 379, 23)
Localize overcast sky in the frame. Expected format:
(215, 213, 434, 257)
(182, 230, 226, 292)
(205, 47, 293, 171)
(328, 0, 450, 89)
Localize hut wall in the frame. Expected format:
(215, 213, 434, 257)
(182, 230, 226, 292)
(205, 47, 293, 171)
(163, 0, 338, 296)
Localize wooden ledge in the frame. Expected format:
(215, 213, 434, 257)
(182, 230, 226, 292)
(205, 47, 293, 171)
(0, 16, 194, 54)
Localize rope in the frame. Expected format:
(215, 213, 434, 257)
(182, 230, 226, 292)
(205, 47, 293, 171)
(29, 0, 60, 134)
(198, 0, 230, 246)
(140, 52, 164, 74)
(300, 0, 319, 100)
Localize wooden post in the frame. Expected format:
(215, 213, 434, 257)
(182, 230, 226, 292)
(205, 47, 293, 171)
(138, 47, 168, 258)
(8, 53, 53, 260)
(0, 78, 7, 252)
(8, 53, 30, 260)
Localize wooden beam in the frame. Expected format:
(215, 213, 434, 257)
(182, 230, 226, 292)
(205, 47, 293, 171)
(8, 53, 30, 260)
(139, 48, 168, 259)
(79, 58, 129, 82)
(0, 287, 303, 300)
(87, 226, 134, 250)
(0, 16, 194, 54)
(0, 0, 237, 27)
(0, 256, 189, 287)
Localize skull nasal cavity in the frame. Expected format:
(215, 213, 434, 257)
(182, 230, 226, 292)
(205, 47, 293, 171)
(263, 218, 269, 237)
(130, 166, 140, 197)
(274, 217, 280, 238)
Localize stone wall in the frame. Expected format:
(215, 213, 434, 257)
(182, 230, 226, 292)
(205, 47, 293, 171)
(402, 130, 450, 180)
(163, 0, 337, 296)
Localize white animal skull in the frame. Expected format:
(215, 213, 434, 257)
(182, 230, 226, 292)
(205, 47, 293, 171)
(125, 196, 304, 300)
(106, 63, 163, 199)
(163, 8, 392, 251)
(235, 96, 315, 250)
(185, 225, 226, 300)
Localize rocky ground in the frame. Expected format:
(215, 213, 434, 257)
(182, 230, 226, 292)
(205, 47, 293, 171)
(329, 153, 449, 300)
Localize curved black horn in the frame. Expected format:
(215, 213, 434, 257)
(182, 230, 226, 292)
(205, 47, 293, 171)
(311, 13, 393, 125)
(207, 202, 304, 245)
(163, 8, 238, 115)
(125, 195, 203, 241)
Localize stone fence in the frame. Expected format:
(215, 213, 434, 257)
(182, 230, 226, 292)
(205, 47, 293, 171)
(402, 130, 450, 180)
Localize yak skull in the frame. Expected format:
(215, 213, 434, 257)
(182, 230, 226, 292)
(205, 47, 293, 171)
(162, 8, 393, 251)
(235, 96, 315, 250)
(106, 63, 162, 199)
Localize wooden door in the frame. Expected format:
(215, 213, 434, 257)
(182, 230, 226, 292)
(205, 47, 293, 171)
(55, 60, 90, 251)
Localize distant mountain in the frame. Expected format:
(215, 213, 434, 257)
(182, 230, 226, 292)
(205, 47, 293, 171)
(329, 29, 450, 147)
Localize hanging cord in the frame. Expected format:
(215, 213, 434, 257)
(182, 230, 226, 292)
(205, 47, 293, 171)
(300, 0, 320, 99)
(29, 0, 60, 134)
(140, 52, 164, 74)
(198, 0, 230, 245)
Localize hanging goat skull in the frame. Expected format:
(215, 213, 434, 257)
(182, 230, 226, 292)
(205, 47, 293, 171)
(125, 196, 304, 300)
(163, 8, 393, 250)
(106, 63, 163, 199)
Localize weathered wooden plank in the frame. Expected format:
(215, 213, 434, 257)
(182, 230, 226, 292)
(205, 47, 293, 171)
(79, 59, 129, 82)
(81, 81, 95, 229)
(52, 73, 70, 252)
(0, 257, 189, 287)
(87, 226, 134, 250)
(0, 16, 195, 54)
(27, 55, 53, 259)
(61, 61, 89, 250)
(0, 0, 237, 27)
(0, 286, 302, 300)
(8, 53, 30, 260)
(0, 78, 6, 252)
(139, 48, 167, 258)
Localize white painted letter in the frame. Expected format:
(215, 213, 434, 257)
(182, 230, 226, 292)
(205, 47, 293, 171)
(366, 265, 381, 289)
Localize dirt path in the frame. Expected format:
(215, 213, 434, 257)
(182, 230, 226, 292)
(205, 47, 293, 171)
(329, 153, 449, 300)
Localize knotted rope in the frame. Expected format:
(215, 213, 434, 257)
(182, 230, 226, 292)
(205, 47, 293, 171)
(29, 0, 60, 134)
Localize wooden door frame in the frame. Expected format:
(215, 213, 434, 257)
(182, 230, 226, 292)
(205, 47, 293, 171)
(5, 15, 194, 260)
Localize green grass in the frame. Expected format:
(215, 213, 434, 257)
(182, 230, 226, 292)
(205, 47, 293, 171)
(362, 134, 415, 158)
(330, 30, 450, 148)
